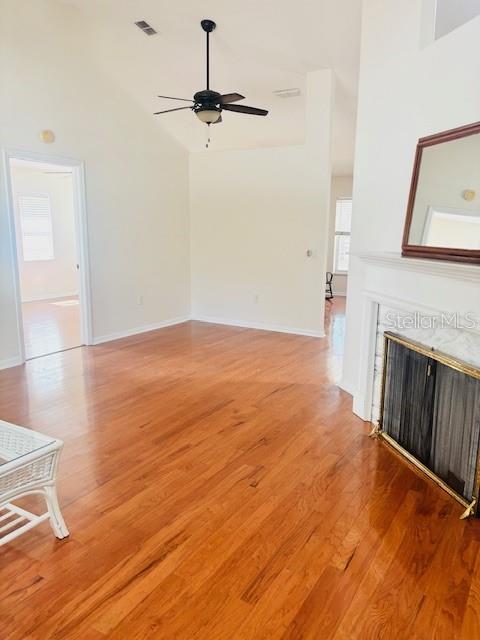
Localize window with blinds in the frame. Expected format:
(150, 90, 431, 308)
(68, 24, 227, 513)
(334, 198, 352, 273)
(18, 194, 55, 261)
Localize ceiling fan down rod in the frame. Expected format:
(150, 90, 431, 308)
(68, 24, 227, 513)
(206, 29, 209, 89)
(201, 20, 216, 91)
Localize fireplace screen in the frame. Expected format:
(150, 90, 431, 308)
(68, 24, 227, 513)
(377, 332, 480, 518)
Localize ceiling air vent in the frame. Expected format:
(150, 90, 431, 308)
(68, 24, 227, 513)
(135, 20, 158, 36)
(273, 88, 301, 98)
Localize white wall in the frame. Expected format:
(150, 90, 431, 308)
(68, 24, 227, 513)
(0, 0, 190, 365)
(327, 175, 353, 296)
(11, 166, 78, 302)
(190, 71, 334, 337)
(342, 0, 480, 396)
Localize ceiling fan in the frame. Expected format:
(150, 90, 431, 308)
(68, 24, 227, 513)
(154, 19, 269, 126)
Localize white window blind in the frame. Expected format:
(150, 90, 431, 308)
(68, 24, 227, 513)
(19, 194, 55, 261)
(334, 198, 352, 273)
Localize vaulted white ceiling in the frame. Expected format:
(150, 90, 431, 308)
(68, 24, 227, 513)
(62, 0, 361, 175)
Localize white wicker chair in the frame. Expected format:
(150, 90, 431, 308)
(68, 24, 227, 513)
(0, 420, 69, 546)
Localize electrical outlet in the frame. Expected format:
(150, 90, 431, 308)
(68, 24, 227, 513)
(137, 295, 144, 306)
(254, 294, 260, 304)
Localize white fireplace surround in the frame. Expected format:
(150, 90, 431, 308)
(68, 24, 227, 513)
(349, 252, 480, 422)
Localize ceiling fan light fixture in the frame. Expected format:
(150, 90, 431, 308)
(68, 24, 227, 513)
(153, 20, 268, 124)
(196, 109, 221, 124)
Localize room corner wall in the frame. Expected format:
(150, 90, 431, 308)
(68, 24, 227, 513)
(0, 0, 191, 366)
(189, 69, 334, 338)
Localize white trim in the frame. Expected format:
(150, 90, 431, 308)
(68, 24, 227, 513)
(352, 284, 480, 421)
(72, 160, 93, 346)
(92, 316, 190, 345)
(0, 356, 23, 371)
(352, 391, 368, 419)
(2, 149, 93, 363)
(22, 292, 78, 303)
(351, 297, 379, 421)
(338, 377, 355, 396)
(1, 151, 26, 363)
(191, 315, 325, 338)
(357, 251, 480, 283)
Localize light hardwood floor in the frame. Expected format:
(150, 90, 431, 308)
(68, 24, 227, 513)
(22, 296, 81, 360)
(1, 300, 479, 639)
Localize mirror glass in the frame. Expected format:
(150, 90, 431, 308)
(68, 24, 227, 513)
(408, 133, 480, 250)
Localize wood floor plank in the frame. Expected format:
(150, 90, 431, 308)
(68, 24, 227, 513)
(1, 300, 479, 639)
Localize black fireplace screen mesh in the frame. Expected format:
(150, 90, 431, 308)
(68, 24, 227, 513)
(382, 339, 480, 502)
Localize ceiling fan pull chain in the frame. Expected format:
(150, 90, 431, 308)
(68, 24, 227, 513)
(206, 123, 211, 149)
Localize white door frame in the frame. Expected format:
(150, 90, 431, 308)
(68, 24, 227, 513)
(1, 149, 93, 362)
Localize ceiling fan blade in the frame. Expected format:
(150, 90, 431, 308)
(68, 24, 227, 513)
(157, 95, 193, 102)
(153, 106, 193, 115)
(222, 104, 268, 116)
(219, 93, 245, 104)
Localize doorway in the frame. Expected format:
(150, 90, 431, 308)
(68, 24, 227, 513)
(5, 154, 92, 360)
(324, 177, 353, 380)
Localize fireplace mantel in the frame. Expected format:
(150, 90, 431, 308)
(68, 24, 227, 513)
(350, 251, 480, 423)
(357, 251, 480, 283)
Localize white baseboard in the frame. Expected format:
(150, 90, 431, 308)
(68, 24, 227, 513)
(0, 356, 23, 371)
(352, 391, 371, 421)
(338, 379, 373, 422)
(92, 315, 191, 345)
(22, 292, 78, 303)
(338, 377, 355, 396)
(191, 315, 325, 338)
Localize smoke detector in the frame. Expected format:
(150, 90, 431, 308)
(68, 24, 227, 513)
(273, 88, 301, 98)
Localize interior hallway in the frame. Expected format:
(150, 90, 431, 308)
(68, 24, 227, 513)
(0, 300, 479, 639)
(21, 296, 81, 359)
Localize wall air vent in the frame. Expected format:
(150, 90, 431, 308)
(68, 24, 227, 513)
(135, 20, 158, 36)
(273, 88, 301, 98)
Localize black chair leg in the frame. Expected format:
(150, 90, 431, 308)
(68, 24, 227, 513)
(325, 272, 334, 301)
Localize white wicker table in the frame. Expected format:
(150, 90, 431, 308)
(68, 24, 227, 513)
(0, 420, 69, 546)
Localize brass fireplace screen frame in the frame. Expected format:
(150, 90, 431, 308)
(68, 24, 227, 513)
(371, 332, 480, 519)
